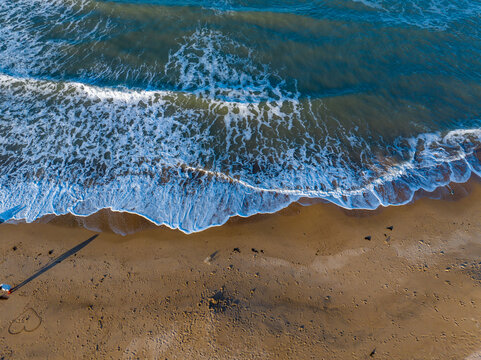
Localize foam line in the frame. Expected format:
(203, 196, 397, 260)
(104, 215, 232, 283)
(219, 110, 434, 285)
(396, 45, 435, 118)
(1, 72, 481, 232)
(1, 2, 481, 233)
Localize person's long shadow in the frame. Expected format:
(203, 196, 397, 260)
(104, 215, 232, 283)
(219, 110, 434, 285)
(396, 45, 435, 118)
(6, 234, 98, 295)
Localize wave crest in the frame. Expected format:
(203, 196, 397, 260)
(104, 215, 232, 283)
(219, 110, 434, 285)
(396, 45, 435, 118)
(1, 71, 481, 232)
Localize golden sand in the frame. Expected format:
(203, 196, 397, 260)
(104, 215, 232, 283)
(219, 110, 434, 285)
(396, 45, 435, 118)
(1, 182, 481, 359)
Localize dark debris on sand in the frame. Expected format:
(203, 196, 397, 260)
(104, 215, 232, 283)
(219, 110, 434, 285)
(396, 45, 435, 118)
(207, 288, 239, 313)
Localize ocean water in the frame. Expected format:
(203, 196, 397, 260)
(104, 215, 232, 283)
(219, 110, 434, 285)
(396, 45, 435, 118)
(1, 0, 481, 233)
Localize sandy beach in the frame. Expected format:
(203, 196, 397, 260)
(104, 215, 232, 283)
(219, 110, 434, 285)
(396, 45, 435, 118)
(1, 182, 481, 359)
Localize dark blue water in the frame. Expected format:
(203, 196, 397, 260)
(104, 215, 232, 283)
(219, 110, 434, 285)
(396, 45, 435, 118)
(1, 0, 481, 232)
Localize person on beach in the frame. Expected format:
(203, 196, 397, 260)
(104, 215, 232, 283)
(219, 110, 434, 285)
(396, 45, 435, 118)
(1, 283, 11, 295)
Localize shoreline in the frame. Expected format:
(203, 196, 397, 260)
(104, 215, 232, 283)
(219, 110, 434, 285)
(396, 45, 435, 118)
(3, 162, 481, 235)
(1, 180, 481, 358)
(19, 175, 481, 236)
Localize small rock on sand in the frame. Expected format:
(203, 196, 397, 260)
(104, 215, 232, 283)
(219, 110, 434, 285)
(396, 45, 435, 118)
(203, 251, 219, 264)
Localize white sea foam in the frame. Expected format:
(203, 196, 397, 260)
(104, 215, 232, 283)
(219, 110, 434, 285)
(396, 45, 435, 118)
(0, 0, 159, 87)
(1, 69, 481, 232)
(350, 0, 481, 30)
(1, 2, 481, 232)
(0, 0, 104, 76)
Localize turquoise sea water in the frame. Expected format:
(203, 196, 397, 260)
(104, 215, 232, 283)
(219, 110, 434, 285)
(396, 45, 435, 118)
(1, 0, 481, 232)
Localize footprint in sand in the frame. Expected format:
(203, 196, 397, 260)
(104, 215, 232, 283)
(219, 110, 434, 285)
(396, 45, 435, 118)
(8, 308, 42, 334)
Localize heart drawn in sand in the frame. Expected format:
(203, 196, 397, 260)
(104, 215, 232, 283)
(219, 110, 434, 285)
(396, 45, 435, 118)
(8, 308, 42, 334)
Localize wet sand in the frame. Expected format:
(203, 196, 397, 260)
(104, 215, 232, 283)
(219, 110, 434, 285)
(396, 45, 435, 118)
(1, 182, 481, 359)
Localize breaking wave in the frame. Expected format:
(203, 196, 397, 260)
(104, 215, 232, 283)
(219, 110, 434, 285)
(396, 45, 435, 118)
(1, 0, 481, 233)
(1, 67, 481, 232)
